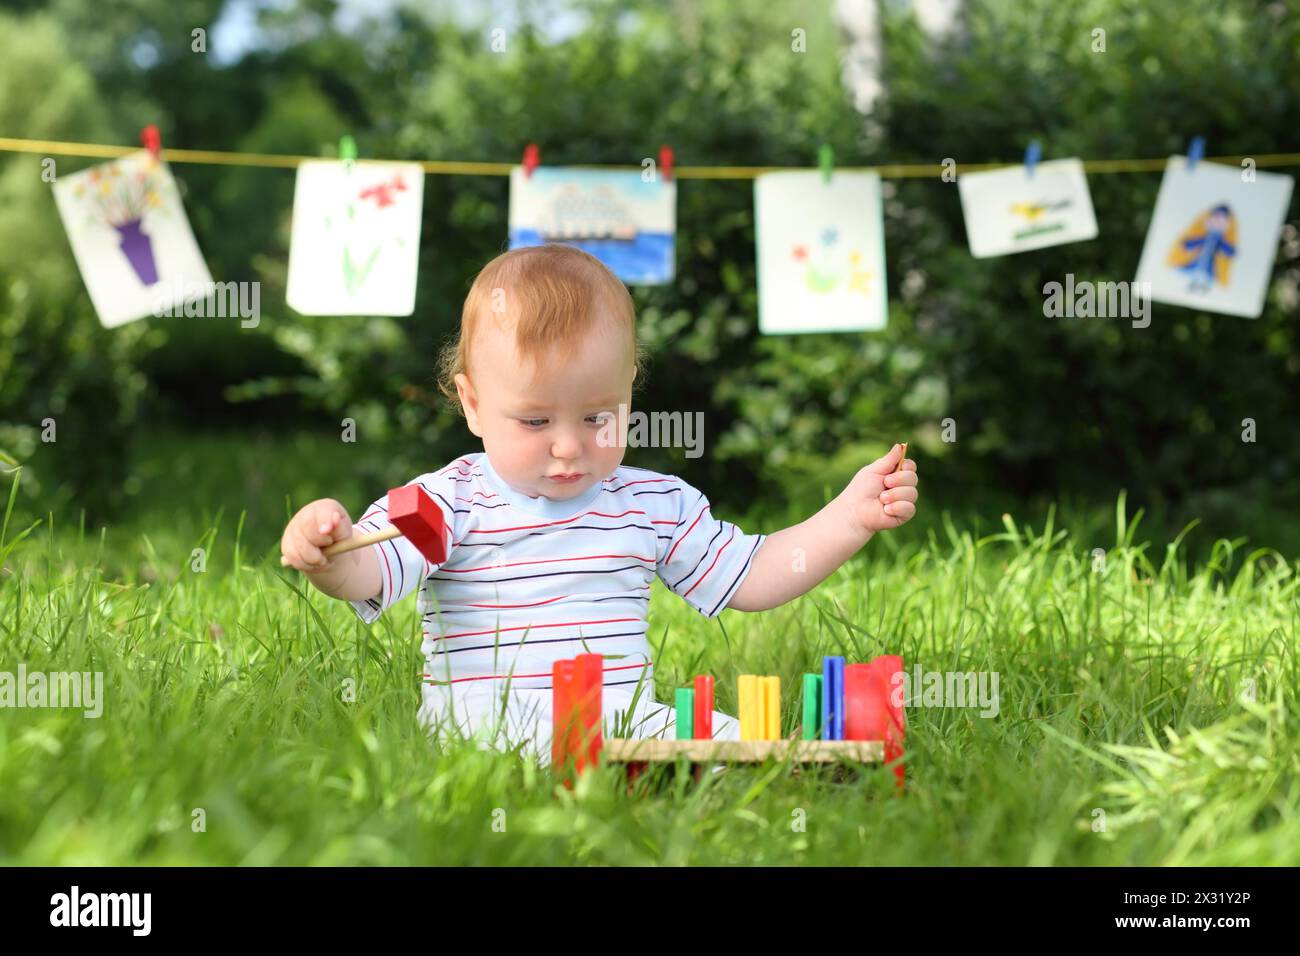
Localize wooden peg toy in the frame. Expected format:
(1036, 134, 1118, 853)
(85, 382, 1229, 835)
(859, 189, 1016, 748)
(547, 655, 906, 792)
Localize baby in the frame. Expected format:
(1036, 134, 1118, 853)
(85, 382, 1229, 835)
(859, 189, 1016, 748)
(279, 244, 918, 765)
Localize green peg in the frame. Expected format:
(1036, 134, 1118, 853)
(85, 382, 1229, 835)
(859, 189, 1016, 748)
(818, 144, 833, 184)
(675, 688, 695, 739)
(802, 673, 822, 740)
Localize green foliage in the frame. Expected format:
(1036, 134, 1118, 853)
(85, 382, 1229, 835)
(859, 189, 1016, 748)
(0, 10, 151, 520)
(874, 0, 1300, 512)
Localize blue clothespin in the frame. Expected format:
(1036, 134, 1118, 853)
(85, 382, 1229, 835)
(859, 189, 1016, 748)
(1024, 139, 1041, 179)
(1187, 136, 1205, 172)
(819, 143, 833, 185)
(339, 134, 357, 172)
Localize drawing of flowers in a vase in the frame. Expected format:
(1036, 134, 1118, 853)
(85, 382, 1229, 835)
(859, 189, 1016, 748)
(73, 152, 167, 286)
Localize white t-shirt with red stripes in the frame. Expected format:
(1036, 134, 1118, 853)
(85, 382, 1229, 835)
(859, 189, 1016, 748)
(349, 453, 767, 700)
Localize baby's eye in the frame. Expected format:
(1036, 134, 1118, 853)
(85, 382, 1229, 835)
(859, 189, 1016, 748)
(521, 418, 547, 428)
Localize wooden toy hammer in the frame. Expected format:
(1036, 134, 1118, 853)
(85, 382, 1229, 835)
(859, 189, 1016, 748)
(280, 484, 447, 567)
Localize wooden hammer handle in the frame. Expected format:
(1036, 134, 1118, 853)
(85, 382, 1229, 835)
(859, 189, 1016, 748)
(279, 524, 401, 567)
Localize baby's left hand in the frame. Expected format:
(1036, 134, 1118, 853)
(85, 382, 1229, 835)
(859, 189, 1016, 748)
(840, 443, 919, 535)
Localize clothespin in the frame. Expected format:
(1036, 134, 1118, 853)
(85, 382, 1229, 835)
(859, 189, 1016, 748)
(522, 142, 540, 179)
(818, 143, 833, 185)
(140, 124, 161, 160)
(659, 144, 674, 182)
(339, 134, 357, 172)
(1187, 135, 1205, 172)
(1024, 139, 1041, 179)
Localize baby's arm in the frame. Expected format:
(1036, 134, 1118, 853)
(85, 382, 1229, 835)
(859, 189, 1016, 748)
(302, 542, 381, 602)
(726, 497, 871, 611)
(727, 443, 918, 612)
(280, 498, 382, 602)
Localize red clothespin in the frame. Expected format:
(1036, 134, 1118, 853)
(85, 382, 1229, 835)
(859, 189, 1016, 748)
(659, 144, 674, 182)
(522, 142, 540, 179)
(140, 124, 161, 159)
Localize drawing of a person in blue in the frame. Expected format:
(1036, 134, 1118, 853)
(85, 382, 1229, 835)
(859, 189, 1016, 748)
(1167, 203, 1237, 293)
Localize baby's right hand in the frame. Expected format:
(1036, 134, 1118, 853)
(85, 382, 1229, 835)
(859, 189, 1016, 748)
(281, 498, 354, 572)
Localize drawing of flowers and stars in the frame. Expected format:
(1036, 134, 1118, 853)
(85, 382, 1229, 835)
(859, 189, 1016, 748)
(755, 171, 888, 334)
(791, 227, 875, 296)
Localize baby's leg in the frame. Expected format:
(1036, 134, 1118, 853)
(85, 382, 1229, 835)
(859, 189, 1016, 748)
(420, 683, 744, 772)
(418, 680, 542, 759)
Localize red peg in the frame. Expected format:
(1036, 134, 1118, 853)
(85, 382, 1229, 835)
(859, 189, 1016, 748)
(845, 655, 906, 791)
(693, 674, 713, 738)
(872, 655, 906, 790)
(552, 654, 603, 783)
(575, 653, 603, 769)
(843, 664, 873, 741)
(552, 660, 580, 784)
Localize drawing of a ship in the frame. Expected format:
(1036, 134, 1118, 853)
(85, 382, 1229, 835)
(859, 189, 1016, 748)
(539, 184, 638, 242)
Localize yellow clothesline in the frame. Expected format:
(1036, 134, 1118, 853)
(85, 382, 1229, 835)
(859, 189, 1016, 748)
(2, 135, 1300, 178)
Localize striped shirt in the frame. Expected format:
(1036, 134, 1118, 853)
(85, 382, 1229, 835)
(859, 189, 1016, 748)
(349, 452, 766, 691)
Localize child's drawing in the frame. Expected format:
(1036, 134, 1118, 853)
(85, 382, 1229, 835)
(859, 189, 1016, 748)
(52, 149, 212, 328)
(957, 158, 1098, 258)
(754, 171, 887, 334)
(508, 168, 676, 284)
(1136, 157, 1293, 318)
(287, 161, 425, 316)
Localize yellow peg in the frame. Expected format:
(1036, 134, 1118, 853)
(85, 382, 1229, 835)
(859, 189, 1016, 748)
(738, 675, 759, 741)
(761, 676, 781, 740)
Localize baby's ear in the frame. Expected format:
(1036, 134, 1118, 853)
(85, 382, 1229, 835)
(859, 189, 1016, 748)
(454, 373, 483, 436)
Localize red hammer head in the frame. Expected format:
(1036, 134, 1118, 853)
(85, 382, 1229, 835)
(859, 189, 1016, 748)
(387, 485, 448, 566)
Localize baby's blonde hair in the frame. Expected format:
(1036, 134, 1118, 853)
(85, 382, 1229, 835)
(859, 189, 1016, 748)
(437, 244, 648, 417)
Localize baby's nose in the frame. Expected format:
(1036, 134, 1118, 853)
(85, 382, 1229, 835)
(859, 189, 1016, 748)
(551, 429, 583, 460)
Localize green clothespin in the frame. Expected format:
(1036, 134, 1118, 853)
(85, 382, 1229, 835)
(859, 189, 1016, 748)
(339, 134, 357, 171)
(818, 143, 833, 184)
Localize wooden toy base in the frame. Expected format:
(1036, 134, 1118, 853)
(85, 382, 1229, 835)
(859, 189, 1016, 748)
(602, 738, 885, 764)
(600, 739, 885, 790)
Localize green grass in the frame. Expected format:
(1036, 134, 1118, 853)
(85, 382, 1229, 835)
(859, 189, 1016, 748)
(1, 457, 1298, 865)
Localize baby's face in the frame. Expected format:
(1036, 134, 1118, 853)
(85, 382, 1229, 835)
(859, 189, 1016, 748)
(456, 311, 633, 501)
